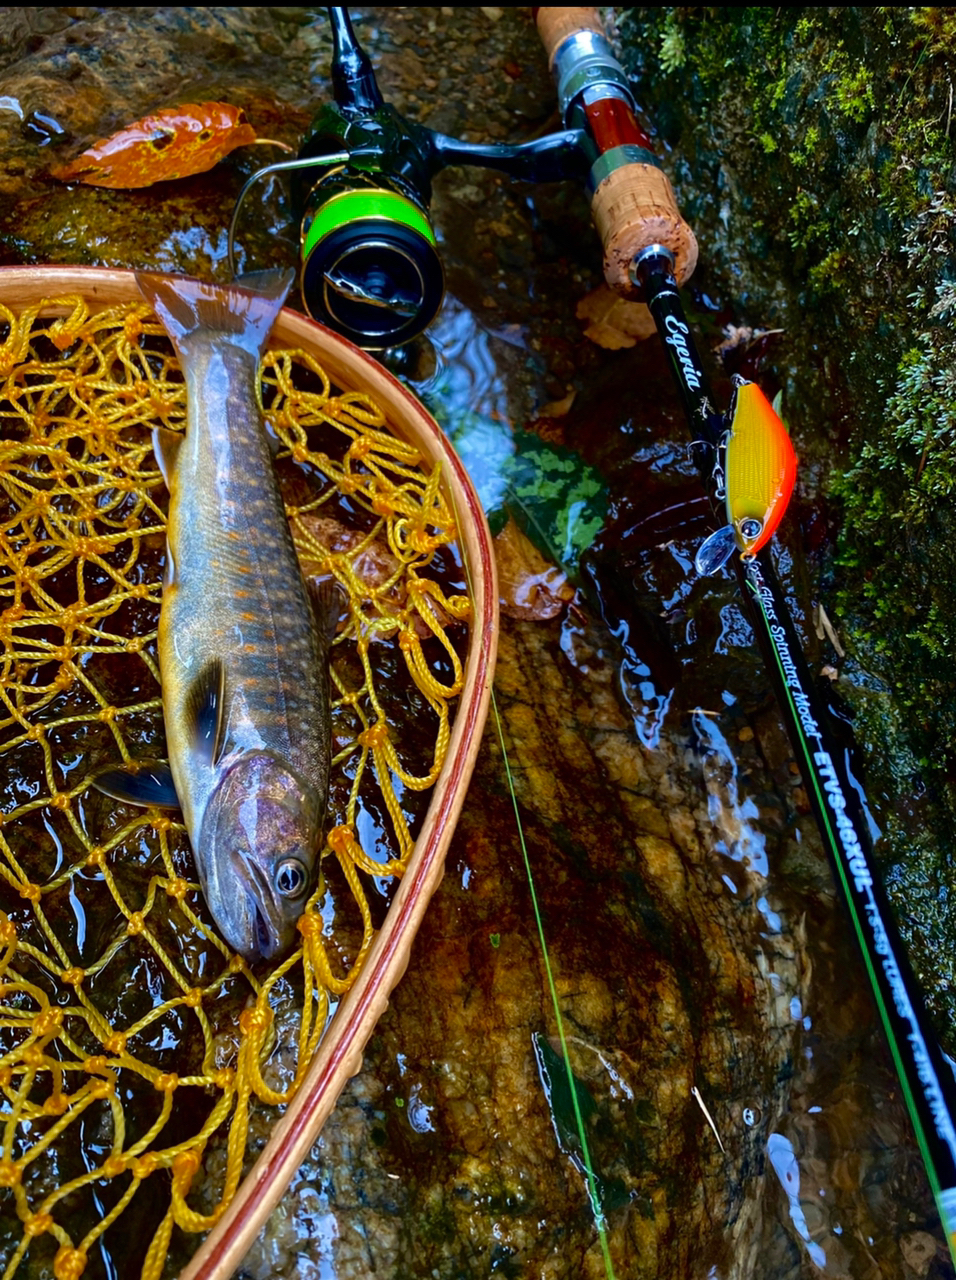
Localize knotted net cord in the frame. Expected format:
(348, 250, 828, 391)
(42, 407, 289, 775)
(0, 294, 469, 1279)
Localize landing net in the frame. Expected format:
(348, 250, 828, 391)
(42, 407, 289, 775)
(0, 293, 469, 1280)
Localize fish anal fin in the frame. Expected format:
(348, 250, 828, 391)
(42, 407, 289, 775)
(186, 658, 227, 766)
(163, 542, 176, 590)
(308, 578, 345, 651)
(92, 762, 180, 810)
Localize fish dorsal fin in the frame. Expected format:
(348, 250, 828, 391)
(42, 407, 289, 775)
(695, 524, 737, 576)
(92, 761, 180, 810)
(186, 658, 227, 767)
(135, 269, 294, 360)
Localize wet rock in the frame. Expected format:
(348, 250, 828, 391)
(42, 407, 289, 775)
(219, 615, 936, 1278)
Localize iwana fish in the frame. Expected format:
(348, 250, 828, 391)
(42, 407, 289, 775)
(695, 376, 797, 576)
(97, 269, 336, 960)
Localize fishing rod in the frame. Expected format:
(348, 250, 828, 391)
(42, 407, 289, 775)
(535, 6, 956, 1264)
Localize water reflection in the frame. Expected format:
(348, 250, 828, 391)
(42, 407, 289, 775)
(767, 1132, 828, 1270)
(409, 295, 516, 515)
(406, 1083, 434, 1134)
(693, 708, 770, 878)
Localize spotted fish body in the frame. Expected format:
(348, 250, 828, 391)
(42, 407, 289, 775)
(724, 376, 797, 559)
(135, 269, 335, 961)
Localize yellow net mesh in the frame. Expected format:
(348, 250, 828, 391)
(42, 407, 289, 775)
(0, 294, 470, 1280)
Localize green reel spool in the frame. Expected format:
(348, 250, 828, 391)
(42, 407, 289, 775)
(300, 175, 444, 348)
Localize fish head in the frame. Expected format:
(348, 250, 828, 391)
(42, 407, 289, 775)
(198, 751, 323, 961)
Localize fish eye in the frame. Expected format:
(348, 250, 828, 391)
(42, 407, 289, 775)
(737, 517, 763, 542)
(275, 857, 309, 899)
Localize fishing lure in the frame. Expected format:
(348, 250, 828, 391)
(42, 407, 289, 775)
(695, 375, 797, 575)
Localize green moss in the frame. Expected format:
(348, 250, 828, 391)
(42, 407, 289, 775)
(618, 6, 956, 1045)
(787, 123, 820, 168)
(658, 12, 686, 74)
(416, 1185, 458, 1246)
(831, 64, 875, 122)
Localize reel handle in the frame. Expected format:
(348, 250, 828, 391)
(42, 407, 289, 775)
(535, 6, 698, 293)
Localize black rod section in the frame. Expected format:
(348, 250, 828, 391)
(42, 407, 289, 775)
(635, 248, 956, 1260)
(743, 551, 956, 1242)
(328, 6, 384, 113)
(637, 248, 724, 450)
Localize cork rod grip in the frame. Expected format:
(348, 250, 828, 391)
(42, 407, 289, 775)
(592, 165, 698, 293)
(535, 6, 603, 67)
(534, 7, 698, 290)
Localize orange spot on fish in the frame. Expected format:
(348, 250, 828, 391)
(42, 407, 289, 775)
(724, 378, 797, 558)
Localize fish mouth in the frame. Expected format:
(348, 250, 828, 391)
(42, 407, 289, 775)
(240, 858, 296, 961)
(253, 903, 274, 959)
(204, 851, 298, 961)
(196, 834, 299, 961)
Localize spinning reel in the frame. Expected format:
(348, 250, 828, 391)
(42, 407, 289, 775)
(230, 6, 695, 349)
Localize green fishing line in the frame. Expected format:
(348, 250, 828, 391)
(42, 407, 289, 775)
(490, 687, 619, 1280)
(442, 457, 618, 1277)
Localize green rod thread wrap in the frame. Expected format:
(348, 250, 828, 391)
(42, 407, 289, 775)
(303, 188, 437, 259)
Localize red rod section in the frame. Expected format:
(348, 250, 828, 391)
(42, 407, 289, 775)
(583, 96, 653, 154)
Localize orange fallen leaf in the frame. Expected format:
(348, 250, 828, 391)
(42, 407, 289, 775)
(50, 102, 258, 189)
(494, 517, 575, 621)
(576, 283, 656, 350)
(534, 387, 576, 420)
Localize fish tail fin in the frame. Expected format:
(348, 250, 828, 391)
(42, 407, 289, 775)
(135, 268, 295, 359)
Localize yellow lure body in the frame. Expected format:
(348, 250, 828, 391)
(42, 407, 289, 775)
(724, 378, 797, 558)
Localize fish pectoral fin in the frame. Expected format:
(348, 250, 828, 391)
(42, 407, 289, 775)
(152, 425, 183, 488)
(91, 762, 180, 809)
(695, 524, 738, 577)
(185, 658, 227, 766)
(308, 578, 346, 651)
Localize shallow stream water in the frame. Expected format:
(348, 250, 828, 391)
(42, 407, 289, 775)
(0, 7, 952, 1280)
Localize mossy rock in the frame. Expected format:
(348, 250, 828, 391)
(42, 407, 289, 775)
(617, 6, 956, 1041)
